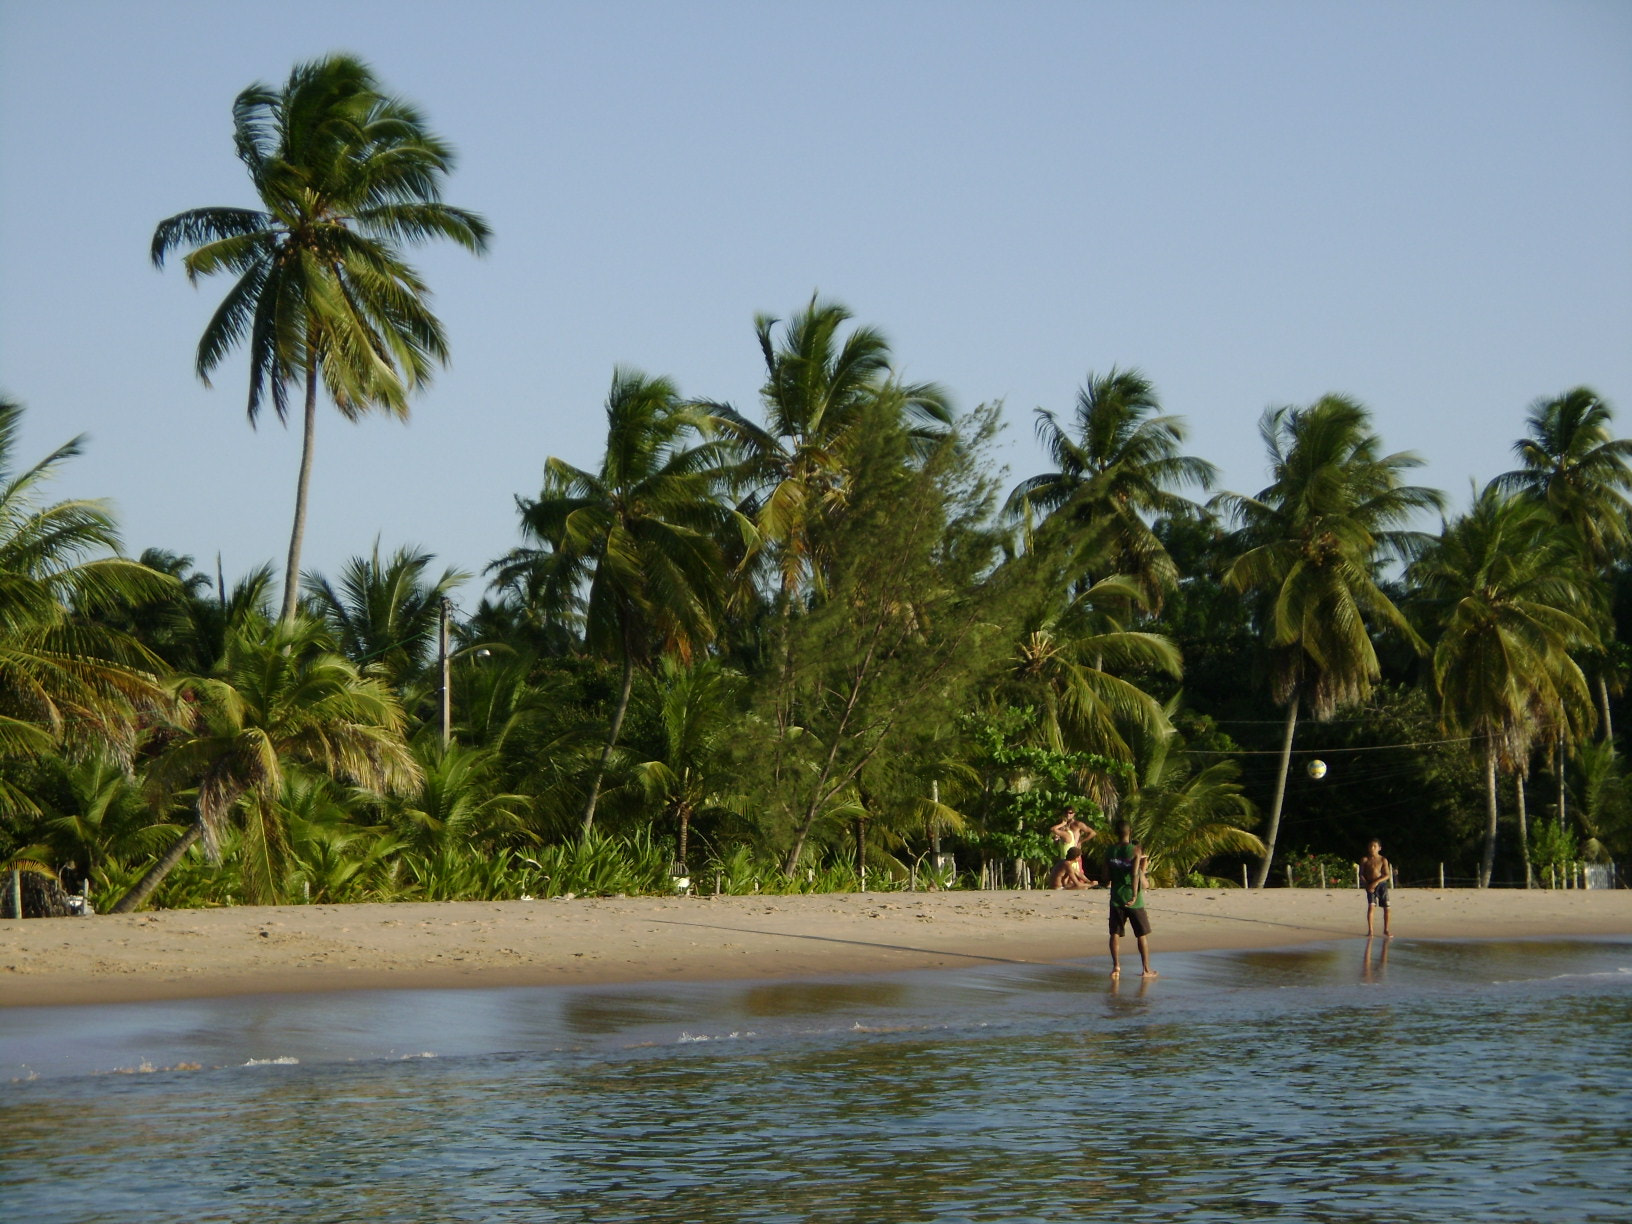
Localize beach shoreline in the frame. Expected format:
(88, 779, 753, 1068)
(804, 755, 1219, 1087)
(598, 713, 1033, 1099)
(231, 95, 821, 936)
(2, 887, 1628, 1009)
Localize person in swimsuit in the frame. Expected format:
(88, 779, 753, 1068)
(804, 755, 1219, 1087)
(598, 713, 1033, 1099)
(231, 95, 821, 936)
(1104, 820, 1155, 978)
(1050, 807, 1094, 853)
(1359, 838, 1393, 938)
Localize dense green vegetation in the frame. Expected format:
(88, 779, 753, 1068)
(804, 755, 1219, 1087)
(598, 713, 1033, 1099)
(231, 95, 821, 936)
(4, 57, 1628, 909)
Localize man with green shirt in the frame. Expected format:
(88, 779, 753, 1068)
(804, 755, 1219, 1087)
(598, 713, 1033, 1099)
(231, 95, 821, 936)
(1105, 820, 1156, 979)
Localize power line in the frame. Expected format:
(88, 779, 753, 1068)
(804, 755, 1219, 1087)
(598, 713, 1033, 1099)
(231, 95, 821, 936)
(1187, 734, 1479, 756)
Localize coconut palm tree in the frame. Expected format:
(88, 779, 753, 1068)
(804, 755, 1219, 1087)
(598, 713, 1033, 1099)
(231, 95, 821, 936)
(1409, 487, 1598, 887)
(0, 400, 174, 815)
(305, 540, 467, 691)
(1493, 387, 1632, 741)
(999, 574, 1182, 775)
(1219, 395, 1442, 888)
(492, 369, 739, 836)
(708, 296, 952, 603)
(151, 54, 490, 622)
(1007, 368, 1217, 608)
(1122, 736, 1264, 886)
(108, 615, 419, 911)
(634, 654, 744, 867)
(381, 736, 531, 856)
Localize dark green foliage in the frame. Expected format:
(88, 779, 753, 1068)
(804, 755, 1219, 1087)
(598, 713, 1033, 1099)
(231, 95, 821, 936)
(731, 400, 1022, 872)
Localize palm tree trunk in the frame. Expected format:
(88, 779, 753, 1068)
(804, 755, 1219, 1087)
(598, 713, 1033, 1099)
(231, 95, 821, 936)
(1515, 771, 1533, 889)
(1478, 743, 1499, 889)
(1596, 674, 1614, 745)
(1252, 693, 1299, 888)
(280, 358, 320, 623)
(107, 819, 204, 913)
(580, 650, 635, 839)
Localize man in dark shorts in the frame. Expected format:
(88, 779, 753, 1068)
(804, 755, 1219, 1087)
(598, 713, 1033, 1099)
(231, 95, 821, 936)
(1105, 820, 1155, 978)
(1359, 838, 1393, 938)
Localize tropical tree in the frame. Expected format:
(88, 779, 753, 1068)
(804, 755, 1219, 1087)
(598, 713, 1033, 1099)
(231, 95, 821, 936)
(305, 540, 467, 691)
(1219, 395, 1442, 888)
(1122, 740, 1264, 886)
(109, 615, 419, 911)
(709, 296, 952, 603)
(634, 655, 745, 867)
(0, 399, 174, 815)
(735, 402, 1019, 872)
(492, 369, 739, 836)
(1494, 387, 1632, 740)
(151, 53, 490, 621)
(1409, 487, 1598, 887)
(998, 574, 1182, 776)
(380, 736, 531, 857)
(1007, 368, 1217, 607)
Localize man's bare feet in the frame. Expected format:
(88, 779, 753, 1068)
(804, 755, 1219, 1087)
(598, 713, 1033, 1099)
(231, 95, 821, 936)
(1141, 969, 1158, 978)
(1109, 967, 1121, 979)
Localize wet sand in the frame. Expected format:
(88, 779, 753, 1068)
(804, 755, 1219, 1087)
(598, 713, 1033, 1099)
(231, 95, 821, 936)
(2, 887, 1628, 1007)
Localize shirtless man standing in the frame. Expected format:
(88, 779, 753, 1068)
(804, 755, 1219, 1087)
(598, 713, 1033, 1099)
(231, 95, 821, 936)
(1359, 838, 1393, 938)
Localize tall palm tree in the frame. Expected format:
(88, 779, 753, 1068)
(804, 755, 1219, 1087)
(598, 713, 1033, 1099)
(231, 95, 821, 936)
(0, 400, 173, 814)
(1007, 368, 1217, 608)
(709, 296, 952, 602)
(1493, 387, 1632, 741)
(492, 369, 739, 836)
(1409, 487, 1598, 887)
(109, 615, 419, 911)
(1219, 395, 1442, 888)
(151, 54, 490, 622)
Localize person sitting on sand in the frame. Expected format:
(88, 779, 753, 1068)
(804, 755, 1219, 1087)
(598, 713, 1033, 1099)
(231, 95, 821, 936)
(1047, 845, 1093, 890)
(1049, 806, 1094, 853)
(1105, 820, 1155, 978)
(1359, 838, 1393, 938)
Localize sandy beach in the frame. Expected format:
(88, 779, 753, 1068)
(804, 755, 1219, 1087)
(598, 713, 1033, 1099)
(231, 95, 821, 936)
(2, 887, 1628, 1008)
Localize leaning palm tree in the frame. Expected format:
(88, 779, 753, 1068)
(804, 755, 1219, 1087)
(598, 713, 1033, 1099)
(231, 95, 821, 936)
(1409, 487, 1599, 887)
(151, 54, 490, 622)
(1007, 368, 1217, 608)
(1493, 387, 1632, 740)
(1219, 396, 1442, 888)
(492, 369, 739, 836)
(709, 296, 952, 602)
(108, 615, 419, 911)
(0, 399, 174, 814)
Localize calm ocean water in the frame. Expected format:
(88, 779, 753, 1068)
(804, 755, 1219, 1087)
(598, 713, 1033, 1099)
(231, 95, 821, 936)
(3, 936, 1629, 1223)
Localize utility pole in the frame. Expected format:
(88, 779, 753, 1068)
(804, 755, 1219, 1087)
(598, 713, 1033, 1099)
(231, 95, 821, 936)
(439, 597, 452, 747)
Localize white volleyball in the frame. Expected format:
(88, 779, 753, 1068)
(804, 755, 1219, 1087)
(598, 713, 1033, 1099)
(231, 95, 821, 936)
(1307, 759, 1327, 780)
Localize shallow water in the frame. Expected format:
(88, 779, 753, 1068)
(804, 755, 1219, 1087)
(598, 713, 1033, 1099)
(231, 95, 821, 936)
(3, 938, 1629, 1223)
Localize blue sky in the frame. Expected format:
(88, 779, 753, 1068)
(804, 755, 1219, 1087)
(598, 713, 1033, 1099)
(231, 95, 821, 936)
(2, 0, 1628, 607)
